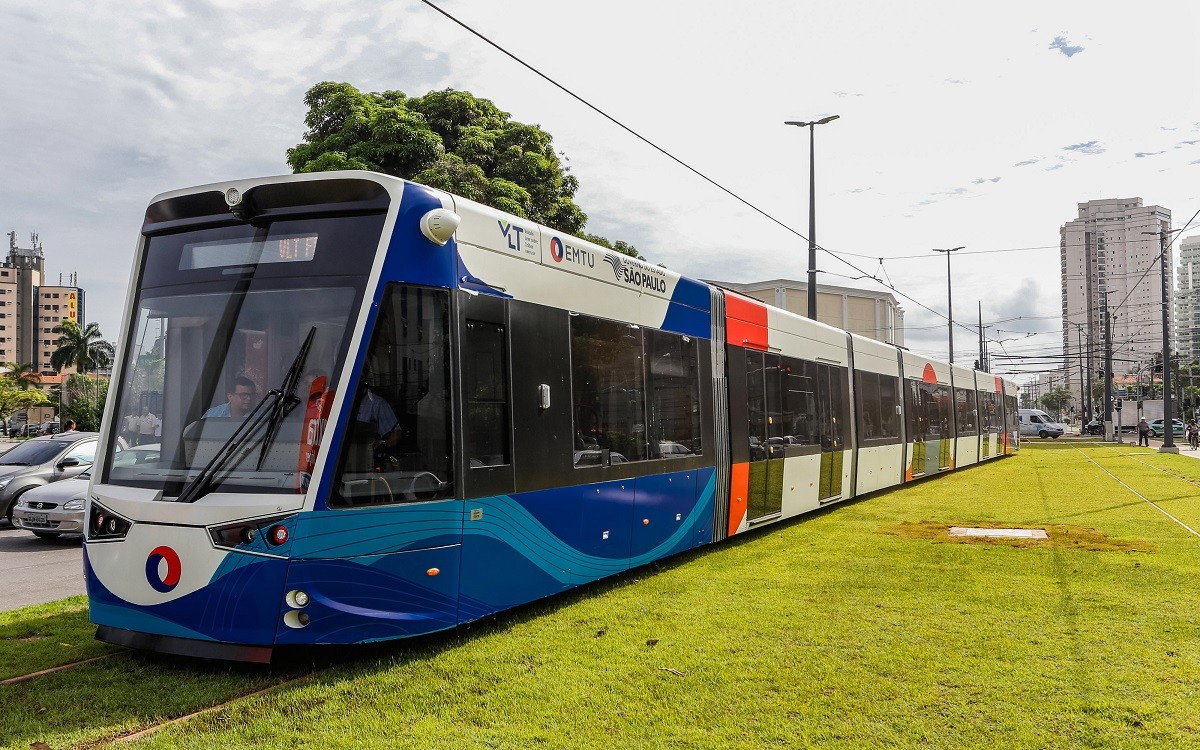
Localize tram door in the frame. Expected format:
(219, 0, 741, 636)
(907, 380, 938, 477)
(745, 352, 782, 521)
(816, 364, 846, 501)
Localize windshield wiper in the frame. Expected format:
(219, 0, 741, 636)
(176, 327, 316, 504)
(256, 327, 316, 470)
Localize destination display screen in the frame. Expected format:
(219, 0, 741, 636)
(179, 234, 318, 270)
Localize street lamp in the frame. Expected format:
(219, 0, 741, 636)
(1143, 228, 1178, 452)
(785, 115, 840, 320)
(933, 246, 964, 363)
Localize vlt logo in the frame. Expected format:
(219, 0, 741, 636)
(498, 220, 525, 252)
(145, 545, 182, 593)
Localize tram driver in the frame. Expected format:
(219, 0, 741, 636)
(342, 382, 403, 474)
(202, 376, 259, 420)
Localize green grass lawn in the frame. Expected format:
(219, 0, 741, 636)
(5, 444, 1200, 748)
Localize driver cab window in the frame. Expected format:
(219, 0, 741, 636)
(330, 284, 453, 507)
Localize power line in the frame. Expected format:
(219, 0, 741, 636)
(417, 0, 1200, 377)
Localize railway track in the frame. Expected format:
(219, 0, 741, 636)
(0, 652, 121, 686)
(1073, 446, 1200, 540)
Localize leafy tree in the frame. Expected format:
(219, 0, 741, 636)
(288, 82, 637, 256)
(50, 321, 115, 375)
(0, 361, 40, 390)
(61, 373, 108, 433)
(1039, 387, 1072, 417)
(0, 382, 50, 428)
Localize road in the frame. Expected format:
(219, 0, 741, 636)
(0, 436, 85, 612)
(0, 524, 84, 612)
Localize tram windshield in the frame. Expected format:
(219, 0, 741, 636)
(103, 213, 384, 497)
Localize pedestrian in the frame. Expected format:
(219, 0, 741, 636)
(137, 407, 157, 445)
(61, 419, 77, 433)
(1138, 416, 1150, 447)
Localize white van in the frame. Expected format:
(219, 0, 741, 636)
(1018, 409, 1064, 438)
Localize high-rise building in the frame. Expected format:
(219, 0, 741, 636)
(1060, 198, 1172, 419)
(3, 232, 86, 377)
(1176, 235, 1200, 364)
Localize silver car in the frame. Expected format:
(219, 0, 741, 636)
(11, 470, 91, 539)
(11, 443, 160, 540)
(0, 432, 100, 526)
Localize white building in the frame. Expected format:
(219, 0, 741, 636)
(1176, 235, 1200, 364)
(707, 278, 904, 346)
(1060, 198, 1171, 418)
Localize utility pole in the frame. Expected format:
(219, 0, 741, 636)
(933, 247, 963, 363)
(1075, 326, 1086, 427)
(1143, 228, 1178, 452)
(1103, 291, 1114, 441)
(978, 302, 985, 372)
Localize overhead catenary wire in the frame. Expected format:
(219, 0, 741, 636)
(418, 0, 1200, 381)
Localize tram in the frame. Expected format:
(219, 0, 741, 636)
(84, 172, 1019, 662)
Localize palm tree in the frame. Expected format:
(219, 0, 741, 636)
(1, 361, 40, 390)
(50, 321, 115, 374)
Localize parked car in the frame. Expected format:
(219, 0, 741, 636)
(11, 471, 91, 540)
(1148, 418, 1186, 438)
(0, 432, 100, 525)
(11, 443, 158, 539)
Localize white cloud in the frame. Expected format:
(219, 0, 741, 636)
(1, 0, 1199, 384)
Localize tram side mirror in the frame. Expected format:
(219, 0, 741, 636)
(538, 384, 551, 410)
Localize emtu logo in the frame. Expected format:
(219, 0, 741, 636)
(549, 237, 565, 263)
(145, 546, 182, 593)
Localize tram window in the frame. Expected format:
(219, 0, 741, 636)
(857, 370, 902, 444)
(819, 364, 850, 450)
(954, 387, 978, 436)
(571, 315, 647, 463)
(782, 357, 819, 445)
(331, 285, 453, 507)
(745, 351, 767, 461)
(980, 391, 999, 431)
(465, 320, 510, 467)
(645, 329, 702, 457)
(906, 378, 949, 441)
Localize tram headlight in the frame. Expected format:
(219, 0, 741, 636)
(88, 502, 132, 540)
(286, 589, 310, 608)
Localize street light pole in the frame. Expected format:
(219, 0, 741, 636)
(785, 115, 840, 320)
(1144, 228, 1178, 452)
(933, 247, 964, 364)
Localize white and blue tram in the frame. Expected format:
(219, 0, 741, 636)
(85, 172, 1019, 662)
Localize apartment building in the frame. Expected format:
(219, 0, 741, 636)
(3, 232, 86, 377)
(1060, 198, 1172, 415)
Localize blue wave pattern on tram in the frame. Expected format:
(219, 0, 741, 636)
(85, 551, 290, 645)
(457, 470, 716, 621)
(88, 470, 713, 646)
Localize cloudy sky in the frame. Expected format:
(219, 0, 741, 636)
(3, 0, 1198, 383)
